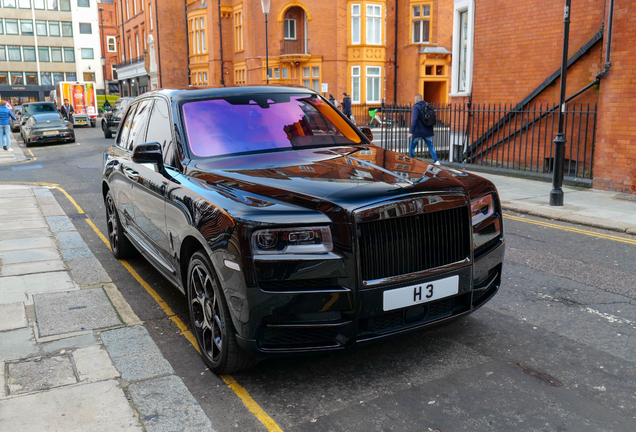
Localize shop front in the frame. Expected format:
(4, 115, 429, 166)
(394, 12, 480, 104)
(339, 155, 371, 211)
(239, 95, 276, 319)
(0, 85, 55, 105)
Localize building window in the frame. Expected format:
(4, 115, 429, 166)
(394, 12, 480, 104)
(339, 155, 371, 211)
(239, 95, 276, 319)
(366, 5, 382, 45)
(3, 0, 16, 6)
(11, 72, 24, 85)
(60, 0, 70, 10)
(79, 23, 92, 34)
(234, 7, 243, 52)
(51, 47, 62, 62)
(78, 0, 89, 7)
(81, 48, 94, 59)
(135, 33, 139, 57)
(40, 72, 52, 85)
(284, 18, 296, 40)
(20, 20, 34, 36)
(8, 46, 21, 61)
(366, 66, 381, 103)
(23, 46, 36, 62)
(149, 3, 153, 30)
(0, 21, 3, 35)
(38, 46, 50, 62)
(281, 67, 288, 79)
(18, 0, 30, 8)
(46, 0, 57, 10)
(128, 37, 132, 59)
(64, 47, 75, 62)
(235, 67, 246, 86)
(62, 22, 73, 37)
(36, 21, 47, 36)
(53, 72, 64, 84)
(0, 46, 5, 62)
(412, 4, 431, 43)
(451, 0, 474, 95)
(133, 0, 136, 15)
(0, 73, 8, 85)
(49, 22, 60, 37)
(143, 30, 146, 50)
(351, 66, 360, 103)
(274, 68, 280, 79)
(83, 72, 95, 81)
(34, 0, 45, 8)
(66, 72, 76, 81)
(26, 72, 38, 85)
(126, 0, 129, 20)
(108, 36, 116, 52)
(200, 18, 205, 52)
(189, 17, 206, 55)
(311, 66, 320, 92)
(351, 4, 360, 45)
(6, 20, 19, 35)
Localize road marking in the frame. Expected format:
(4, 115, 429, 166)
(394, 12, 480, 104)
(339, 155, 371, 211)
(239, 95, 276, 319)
(504, 214, 636, 245)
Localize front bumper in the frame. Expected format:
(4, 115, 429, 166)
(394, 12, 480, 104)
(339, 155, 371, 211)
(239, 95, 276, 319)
(235, 240, 504, 359)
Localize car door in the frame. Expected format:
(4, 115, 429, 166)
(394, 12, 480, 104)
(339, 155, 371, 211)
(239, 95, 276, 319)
(128, 98, 176, 276)
(108, 102, 139, 228)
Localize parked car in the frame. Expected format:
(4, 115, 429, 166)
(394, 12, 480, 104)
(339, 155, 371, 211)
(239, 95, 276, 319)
(10, 106, 21, 132)
(19, 102, 59, 139)
(102, 97, 133, 138)
(22, 113, 74, 145)
(102, 87, 505, 374)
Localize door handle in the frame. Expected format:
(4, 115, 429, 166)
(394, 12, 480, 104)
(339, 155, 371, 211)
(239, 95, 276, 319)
(123, 167, 140, 182)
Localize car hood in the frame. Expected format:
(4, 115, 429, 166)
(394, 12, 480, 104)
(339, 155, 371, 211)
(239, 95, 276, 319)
(187, 146, 471, 214)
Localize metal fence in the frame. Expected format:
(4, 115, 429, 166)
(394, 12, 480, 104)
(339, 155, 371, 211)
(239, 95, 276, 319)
(360, 102, 597, 180)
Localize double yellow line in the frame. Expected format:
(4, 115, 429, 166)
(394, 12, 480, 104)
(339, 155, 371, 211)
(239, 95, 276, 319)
(5, 181, 283, 432)
(503, 214, 636, 245)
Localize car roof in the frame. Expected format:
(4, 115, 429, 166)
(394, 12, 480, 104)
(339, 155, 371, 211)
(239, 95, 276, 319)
(139, 86, 317, 104)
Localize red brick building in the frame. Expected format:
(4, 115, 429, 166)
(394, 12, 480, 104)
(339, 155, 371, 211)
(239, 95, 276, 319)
(186, 0, 455, 105)
(112, 0, 188, 96)
(98, 0, 119, 93)
(449, 0, 635, 194)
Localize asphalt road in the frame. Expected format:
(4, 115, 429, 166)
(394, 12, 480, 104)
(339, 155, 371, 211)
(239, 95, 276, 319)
(1, 126, 635, 432)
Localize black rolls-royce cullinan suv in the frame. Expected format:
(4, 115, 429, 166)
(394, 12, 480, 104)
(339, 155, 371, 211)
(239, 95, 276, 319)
(102, 87, 505, 374)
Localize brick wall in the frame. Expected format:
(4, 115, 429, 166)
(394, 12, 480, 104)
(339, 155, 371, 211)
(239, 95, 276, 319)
(156, 0, 189, 88)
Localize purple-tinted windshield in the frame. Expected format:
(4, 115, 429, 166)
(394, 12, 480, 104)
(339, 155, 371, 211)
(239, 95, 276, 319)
(182, 95, 359, 157)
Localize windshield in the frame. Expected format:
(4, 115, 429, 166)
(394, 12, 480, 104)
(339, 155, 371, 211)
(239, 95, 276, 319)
(113, 99, 131, 112)
(182, 94, 361, 158)
(23, 104, 57, 116)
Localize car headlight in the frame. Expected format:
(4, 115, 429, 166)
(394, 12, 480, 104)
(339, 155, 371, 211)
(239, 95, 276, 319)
(471, 194, 495, 226)
(251, 226, 333, 255)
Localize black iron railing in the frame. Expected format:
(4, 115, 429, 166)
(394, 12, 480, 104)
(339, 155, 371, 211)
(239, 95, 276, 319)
(280, 39, 308, 55)
(113, 55, 145, 70)
(361, 102, 597, 180)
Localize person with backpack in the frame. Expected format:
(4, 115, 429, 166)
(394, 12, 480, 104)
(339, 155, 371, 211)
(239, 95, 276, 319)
(408, 94, 439, 165)
(341, 93, 355, 124)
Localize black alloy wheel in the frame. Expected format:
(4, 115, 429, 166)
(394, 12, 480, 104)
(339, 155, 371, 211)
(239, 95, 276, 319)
(187, 251, 256, 374)
(104, 191, 136, 258)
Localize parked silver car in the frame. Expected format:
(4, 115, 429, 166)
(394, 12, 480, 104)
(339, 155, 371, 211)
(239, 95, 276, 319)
(22, 113, 75, 145)
(10, 106, 21, 132)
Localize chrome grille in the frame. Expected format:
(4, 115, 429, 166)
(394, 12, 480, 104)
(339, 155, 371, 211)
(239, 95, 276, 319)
(358, 206, 470, 282)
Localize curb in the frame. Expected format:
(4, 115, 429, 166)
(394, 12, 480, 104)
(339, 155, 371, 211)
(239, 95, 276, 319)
(502, 201, 636, 235)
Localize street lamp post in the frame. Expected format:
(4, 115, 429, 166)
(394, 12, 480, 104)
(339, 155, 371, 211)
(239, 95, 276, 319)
(261, 0, 271, 84)
(550, 0, 571, 206)
(99, 7, 107, 95)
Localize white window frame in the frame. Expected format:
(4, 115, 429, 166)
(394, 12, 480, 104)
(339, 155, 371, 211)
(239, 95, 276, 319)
(351, 66, 360, 104)
(351, 4, 360, 45)
(284, 18, 296, 40)
(366, 4, 382, 45)
(412, 4, 431, 44)
(365, 66, 381, 103)
(450, 0, 475, 96)
(149, 3, 153, 30)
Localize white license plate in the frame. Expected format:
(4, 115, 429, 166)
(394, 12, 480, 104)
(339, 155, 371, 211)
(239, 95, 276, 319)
(76, 121, 86, 124)
(43, 131, 59, 135)
(383, 275, 459, 311)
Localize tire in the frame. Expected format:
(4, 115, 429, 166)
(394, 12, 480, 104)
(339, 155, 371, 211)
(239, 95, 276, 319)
(187, 250, 257, 374)
(91, 120, 96, 128)
(104, 191, 137, 258)
(103, 121, 112, 139)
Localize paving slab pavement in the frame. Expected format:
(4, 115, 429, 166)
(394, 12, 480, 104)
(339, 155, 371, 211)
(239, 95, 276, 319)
(0, 185, 216, 432)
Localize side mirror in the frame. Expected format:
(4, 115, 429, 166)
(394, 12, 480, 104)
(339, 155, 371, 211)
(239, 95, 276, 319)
(360, 127, 373, 142)
(131, 142, 164, 172)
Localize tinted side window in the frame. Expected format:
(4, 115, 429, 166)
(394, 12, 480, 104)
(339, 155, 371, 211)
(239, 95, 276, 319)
(117, 103, 138, 150)
(145, 99, 175, 165)
(130, 100, 153, 148)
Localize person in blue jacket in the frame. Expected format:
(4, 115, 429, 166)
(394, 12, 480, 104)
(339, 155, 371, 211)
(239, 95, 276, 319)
(0, 100, 17, 152)
(408, 94, 439, 165)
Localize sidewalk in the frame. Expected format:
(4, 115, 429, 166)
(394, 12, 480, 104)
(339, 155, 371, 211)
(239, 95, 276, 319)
(0, 132, 28, 165)
(0, 185, 215, 431)
(471, 171, 636, 234)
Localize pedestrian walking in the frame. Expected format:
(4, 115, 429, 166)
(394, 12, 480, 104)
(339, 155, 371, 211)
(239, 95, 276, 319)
(0, 100, 17, 152)
(60, 99, 74, 123)
(328, 94, 339, 109)
(408, 94, 439, 165)
(342, 93, 355, 124)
